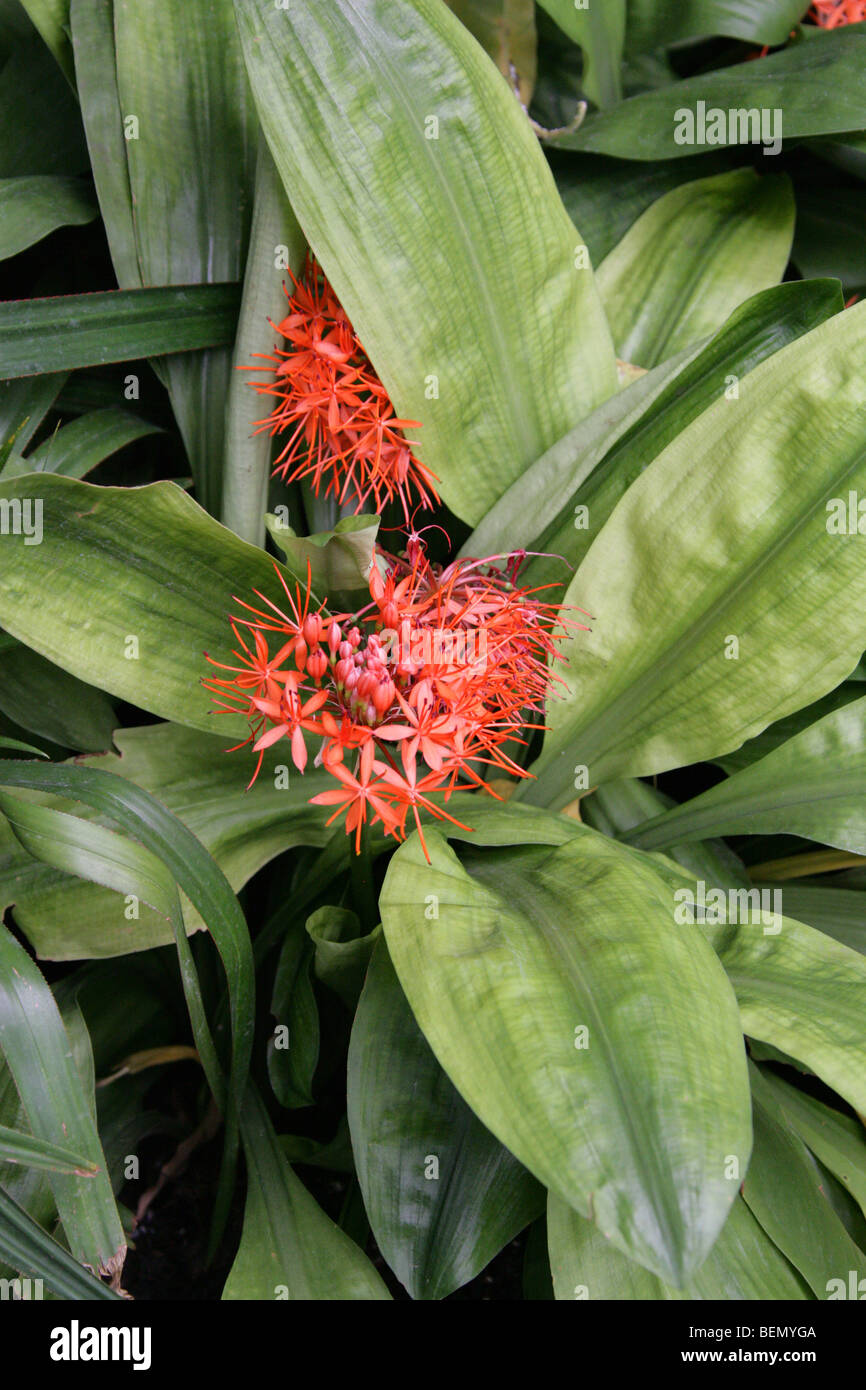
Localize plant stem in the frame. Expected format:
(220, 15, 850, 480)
(349, 819, 378, 933)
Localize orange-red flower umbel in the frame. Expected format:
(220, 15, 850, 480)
(245, 254, 439, 522)
(808, 0, 866, 23)
(203, 539, 584, 861)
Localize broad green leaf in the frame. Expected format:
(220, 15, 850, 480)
(597, 169, 794, 367)
(0, 723, 331, 960)
(0, 1125, 98, 1176)
(516, 278, 843, 591)
(0, 923, 124, 1279)
(223, 1086, 391, 1301)
(583, 778, 752, 890)
(0, 642, 116, 751)
(523, 300, 866, 806)
(547, 1190, 810, 1299)
(716, 681, 863, 772)
(222, 139, 304, 548)
(625, 695, 866, 855)
(556, 28, 866, 159)
(0, 1186, 120, 1301)
(551, 148, 740, 266)
(445, 0, 537, 105)
(537, 0, 625, 107)
(0, 284, 241, 379)
(112, 0, 258, 517)
(266, 512, 380, 601)
(0, 475, 314, 739)
(661, 862, 866, 1117)
(306, 906, 380, 1010)
(0, 175, 95, 261)
(10, 407, 162, 480)
(757, 1066, 866, 1221)
(234, 0, 617, 525)
(380, 826, 751, 1285)
(758, 883, 866, 956)
(625, 0, 811, 51)
(461, 338, 697, 562)
(569, 773, 866, 1120)
(348, 939, 543, 1299)
(742, 1066, 866, 1299)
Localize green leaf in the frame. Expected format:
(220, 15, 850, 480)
(551, 148, 740, 266)
(524, 300, 866, 806)
(0, 723, 331, 960)
(110, 0, 258, 516)
(461, 339, 695, 562)
(0, 373, 68, 462)
(306, 906, 381, 1010)
(663, 864, 866, 1117)
(757, 1066, 866, 1222)
(624, 695, 866, 856)
(0, 1125, 99, 1176)
(0, 736, 47, 757)
(625, 0, 811, 52)
(0, 36, 86, 177)
(348, 938, 543, 1299)
(0, 475, 314, 740)
(69, 0, 140, 288)
(0, 284, 241, 379)
(757, 883, 866, 956)
(566, 773, 866, 1121)
(267, 918, 319, 1110)
(223, 1086, 391, 1300)
(547, 1190, 810, 1299)
(0, 175, 95, 261)
(742, 1065, 866, 1299)
(18, 0, 75, 84)
(379, 826, 751, 1285)
(234, 0, 617, 525)
(0, 1186, 120, 1301)
(793, 184, 866, 300)
(0, 923, 124, 1278)
(8, 407, 162, 480)
(266, 512, 380, 601)
(0, 642, 116, 751)
(597, 169, 794, 367)
(0, 758, 257, 1248)
(222, 139, 304, 548)
(479, 278, 842, 584)
(556, 28, 866, 159)
(537, 0, 625, 107)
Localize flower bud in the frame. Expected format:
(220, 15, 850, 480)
(303, 614, 322, 647)
(339, 641, 353, 660)
(327, 621, 342, 654)
(306, 648, 328, 680)
(371, 678, 395, 714)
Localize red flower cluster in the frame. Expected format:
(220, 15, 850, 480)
(204, 537, 582, 860)
(246, 254, 439, 521)
(808, 0, 866, 23)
